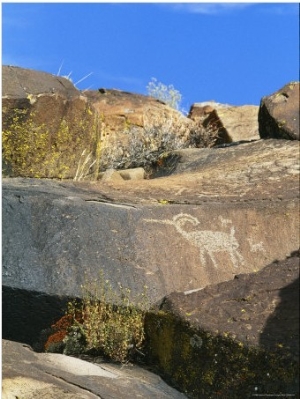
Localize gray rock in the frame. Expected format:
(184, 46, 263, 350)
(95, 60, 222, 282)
(2, 339, 187, 399)
(3, 140, 299, 299)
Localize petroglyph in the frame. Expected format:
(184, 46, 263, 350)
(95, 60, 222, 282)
(247, 238, 266, 254)
(144, 213, 244, 269)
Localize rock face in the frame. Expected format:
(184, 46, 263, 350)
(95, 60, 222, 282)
(2, 339, 187, 399)
(258, 82, 300, 140)
(2, 65, 98, 180)
(84, 89, 198, 170)
(2, 65, 212, 179)
(188, 101, 260, 143)
(2, 139, 299, 347)
(145, 251, 299, 398)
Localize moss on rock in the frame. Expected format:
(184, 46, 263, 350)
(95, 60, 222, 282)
(2, 97, 102, 180)
(145, 310, 298, 398)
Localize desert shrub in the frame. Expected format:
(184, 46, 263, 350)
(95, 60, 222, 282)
(147, 78, 182, 111)
(189, 123, 222, 148)
(100, 111, 190, 173)
(100, 114, 220, 174)
(46, 274, 148, 363)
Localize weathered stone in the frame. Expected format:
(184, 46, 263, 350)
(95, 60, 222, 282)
(99, 167, 146, 181)
(258, 82, 300, 140)
(85, 89, 199, 170)
(145, 251, 299, 398)
(3, 140, 299, 298)
(119, 167, 146, 180)
(2, 340, 187, 399)
(2, 66, 99, 180)
(188, 101, 260, 142)
(2, 65, 79, 98)
(86, 88, 194, 138)
(100, 168, 125, 182)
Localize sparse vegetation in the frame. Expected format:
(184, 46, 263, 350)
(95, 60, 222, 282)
(147, 78, 182, 111)
(57, 61, 93, 90)
(100, 122, 183, 173)
(100, 109, 220, 174)
(45, 274, 149, 363)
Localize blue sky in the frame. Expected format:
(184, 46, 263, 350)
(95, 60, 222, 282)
(2, 2, 299, 111)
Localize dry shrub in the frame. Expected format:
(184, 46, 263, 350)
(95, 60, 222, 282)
(46, 274, 148, 363)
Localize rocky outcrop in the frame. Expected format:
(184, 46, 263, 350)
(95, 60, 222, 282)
(145, 251, 299, 398)
(2, 66, 213, 179)
(84, 89, 199, 170)
(2, 67, 299, 398)
(188, 101, 260, 143)
(3, 139, 299, 349)
(2, 339, 187, 399)
(258, 82, 300, 140)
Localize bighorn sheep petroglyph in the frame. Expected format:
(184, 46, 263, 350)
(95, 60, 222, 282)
(144, 213, 244, 269)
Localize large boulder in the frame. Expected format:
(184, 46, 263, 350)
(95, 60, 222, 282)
(2, 339, 187, 399)
(188, 101, 260, 143)
(258, 82, 300, 140)
(2, 65, 98, 180)
(145, 251, 299, 398)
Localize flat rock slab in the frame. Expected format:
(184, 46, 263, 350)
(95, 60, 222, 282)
(94, 139, 299, 202)
(2, 339, 187, 399)
(2, 140, 299, 304)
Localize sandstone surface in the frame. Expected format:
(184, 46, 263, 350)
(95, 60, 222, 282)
(84, 89, 198, 170)
(258, 81, 300, 140)
(188, 101, 260, 143)
(145, 251, 299, 398)
(2, 339, 187, 399)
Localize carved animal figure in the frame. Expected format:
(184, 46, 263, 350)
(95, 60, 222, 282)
(144, 213, 244, 269)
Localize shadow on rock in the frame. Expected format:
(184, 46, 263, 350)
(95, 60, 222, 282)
(2, 286, 72, 351)
(260, 275, 299, 362)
